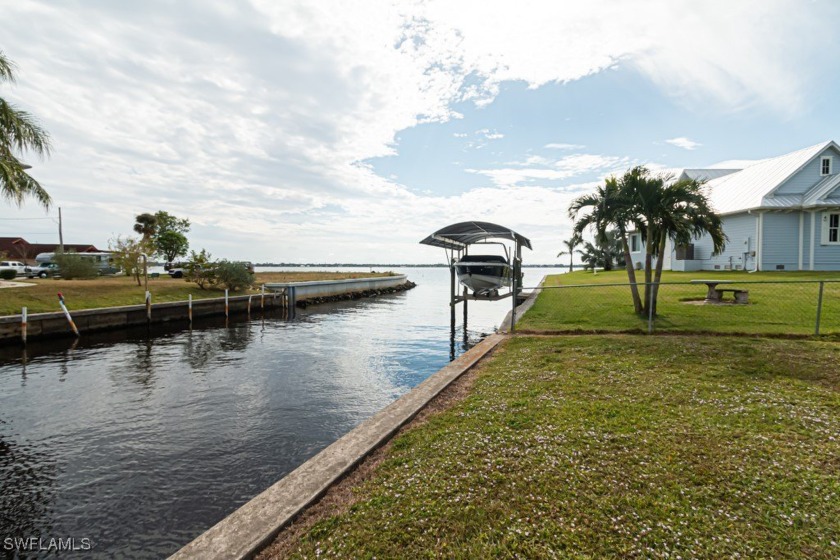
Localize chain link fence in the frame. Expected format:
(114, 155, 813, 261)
(518, 280, 840, 335)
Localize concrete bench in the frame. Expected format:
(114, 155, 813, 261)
(713, 288, 749, 304)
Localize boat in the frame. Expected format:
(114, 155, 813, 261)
(454, 254, 511, 295)
(420, 220, 532, 297)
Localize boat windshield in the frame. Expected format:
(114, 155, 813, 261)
(458, 255, 507, 264)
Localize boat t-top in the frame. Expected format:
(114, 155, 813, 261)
(420, 221, 532, 298)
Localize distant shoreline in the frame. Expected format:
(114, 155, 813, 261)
(254, 263, 583, 269)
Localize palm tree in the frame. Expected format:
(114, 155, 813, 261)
(648, 177, 726, 314)
(619, 166, 666, 312)
(0, 52, 52, 209)
(556, 233, 582, 273)
(569, 177, 643, 313)
(620, 166, 726, 315)
(133, 213, 158, 242)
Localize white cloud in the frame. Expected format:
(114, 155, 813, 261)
(0, 0, 832, 262)
(545, 143, 585, 150)
(666, 137, 702, 150)
(469, 153, 631, 188)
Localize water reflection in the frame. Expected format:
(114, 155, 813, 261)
(0, 267, 567, 557)
(0, 431, 57, 541)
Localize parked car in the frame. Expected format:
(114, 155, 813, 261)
(0, 260, 27, 277)
(165, 261, 185, 278)
(25, 262, 60, 278)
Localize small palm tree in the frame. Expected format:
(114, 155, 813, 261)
(569, 177, 643, 313)
(556, 233, 582, 273)
(133, 213, 158, 242)
(615, 166, 726, 315)
(0, 51, 52, 209)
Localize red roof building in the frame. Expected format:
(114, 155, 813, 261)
(0, 237, 102, 263)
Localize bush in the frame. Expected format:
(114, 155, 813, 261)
(184, 249, 215, 289)
(214, 260, 254, 291)
(0, 269, 16, 280)
(54, 253, 99, 279)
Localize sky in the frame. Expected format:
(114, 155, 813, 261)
(2, 0, 840, 264)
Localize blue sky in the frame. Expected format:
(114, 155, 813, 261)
(2, 0, 839, 263)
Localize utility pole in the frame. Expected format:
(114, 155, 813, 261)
(58, 207, 65, 253)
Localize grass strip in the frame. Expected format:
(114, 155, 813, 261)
(271, 335, 840, 559)
(518, 270, 840, 335)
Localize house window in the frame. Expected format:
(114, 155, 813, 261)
(821, 156, 832, 176)
(630, 234, 640, 252)
(823, 212, 840, 244)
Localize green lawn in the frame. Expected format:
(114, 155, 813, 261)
(269, 336, 840, 559)
(518, 270, 840, 335)
(0, 271, 389, 316)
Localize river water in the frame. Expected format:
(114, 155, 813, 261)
(0, 266, 564, 558)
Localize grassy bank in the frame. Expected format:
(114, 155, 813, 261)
(264, 335, 840, 559)
(0, 271, 391, 315)
(518, 270, 840, 335)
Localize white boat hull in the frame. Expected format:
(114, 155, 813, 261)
(454, 260, 511, 295)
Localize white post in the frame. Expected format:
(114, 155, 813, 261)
(21, 306, 27, 345)
(145, 291, 152, 321)
(225, 289, 229, 318)
(188, 294, 193, 323)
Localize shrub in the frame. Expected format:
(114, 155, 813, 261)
(54, 253, 99, 279)
(184, 249, 215, 289)
(214, 260, 254, 291)
(0, 269, 16, 280)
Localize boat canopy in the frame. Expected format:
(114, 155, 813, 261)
(419, 221, 532, 251)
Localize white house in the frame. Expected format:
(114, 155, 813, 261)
(628, 140, 840, 272)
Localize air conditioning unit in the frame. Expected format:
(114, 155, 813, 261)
(675, 244, 695, 260)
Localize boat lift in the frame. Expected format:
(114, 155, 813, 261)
(420, 221, 532, 337)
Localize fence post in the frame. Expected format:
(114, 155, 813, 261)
(815, 281, 825, 336)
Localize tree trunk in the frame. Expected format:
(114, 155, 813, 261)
(618, 226, 643, 314)
(652, 233, 667, 316)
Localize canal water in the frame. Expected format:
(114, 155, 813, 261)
(0, 266, 565, 558)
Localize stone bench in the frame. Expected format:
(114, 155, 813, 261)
(713, 288, 749, 304)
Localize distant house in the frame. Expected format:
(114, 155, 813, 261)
(628, 140, 840, 272)
(0, 237, 103, 264)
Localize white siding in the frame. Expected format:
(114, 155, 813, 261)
(761, 212, 800, 270)
(704, 213, 757, 271)
(775, 146, 840, 195)
(813, 210, 840, 270)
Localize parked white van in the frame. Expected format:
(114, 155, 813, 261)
(35, 252, 120, 275)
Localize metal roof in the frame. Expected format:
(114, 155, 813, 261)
(679, 168, 742, 182)
(419, 221, 532, 250)
(707, 141, 835, 214)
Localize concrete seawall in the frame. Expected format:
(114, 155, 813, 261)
(0, 294, 283, 345)
(265, 275, 408, 300)
(170, 333, 505, 560)
(0, 275, 412, 345)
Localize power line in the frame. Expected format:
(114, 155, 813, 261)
(0, 217, 57, 221)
